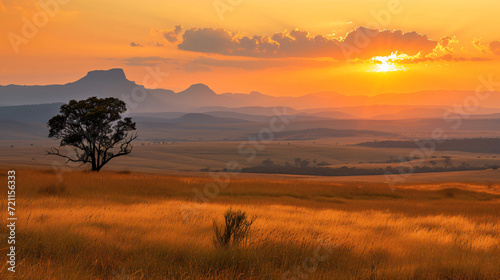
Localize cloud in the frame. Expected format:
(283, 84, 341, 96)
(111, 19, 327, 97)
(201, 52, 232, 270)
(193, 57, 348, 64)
(121, 54, 336, 73)
(191, 57, 336, 71)
(422, 35, 462, 61)
(340, 27, 437, 59)
(123, 56, 173, 66)
(163, 25, 183, 43)
(472, 39, 500, 56)
(397, 53, 490, 64)
(489, 41, 500, 55)
(177, 27, 438, 60)
(440, 36, 454, 48)
(183, 62, 212, 73)
(437, 54, 489, 62)
(178, 28, 241, 54)
(121, 56, 211, 73)
(437, 36, 459, 52)
(130, 42, 143, 47)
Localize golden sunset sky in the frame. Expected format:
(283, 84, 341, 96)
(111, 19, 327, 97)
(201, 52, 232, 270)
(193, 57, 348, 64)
(1, 0, 499, 96)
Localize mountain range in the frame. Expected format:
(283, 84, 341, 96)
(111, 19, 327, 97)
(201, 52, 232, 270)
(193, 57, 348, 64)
(2, 68, 500, 117)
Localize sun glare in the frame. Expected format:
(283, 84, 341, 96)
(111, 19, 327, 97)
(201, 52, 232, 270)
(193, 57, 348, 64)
(371, 52, 408, 72)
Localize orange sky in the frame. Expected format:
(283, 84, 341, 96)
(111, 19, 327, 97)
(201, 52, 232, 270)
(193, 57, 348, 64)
(1, 0, 499, 96)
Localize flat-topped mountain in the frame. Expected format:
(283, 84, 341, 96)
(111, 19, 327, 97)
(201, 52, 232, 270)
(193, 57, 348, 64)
(73, 68, 130, 85)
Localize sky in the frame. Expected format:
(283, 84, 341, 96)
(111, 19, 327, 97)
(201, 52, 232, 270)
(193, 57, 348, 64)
(1, 0, 500, 96)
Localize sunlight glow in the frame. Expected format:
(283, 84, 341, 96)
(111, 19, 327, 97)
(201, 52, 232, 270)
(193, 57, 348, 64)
(371, 52, 408, 72)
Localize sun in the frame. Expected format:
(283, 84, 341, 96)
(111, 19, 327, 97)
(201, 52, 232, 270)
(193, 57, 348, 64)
(376, 60, 397, 72)
(371, 52, 407, 72)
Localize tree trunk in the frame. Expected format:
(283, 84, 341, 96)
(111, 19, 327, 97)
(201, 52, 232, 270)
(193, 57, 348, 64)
(91, 161, 99, 172)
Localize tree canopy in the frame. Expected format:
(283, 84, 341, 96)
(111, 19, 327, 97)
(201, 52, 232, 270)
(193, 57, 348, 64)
(47, 97, 137, 171)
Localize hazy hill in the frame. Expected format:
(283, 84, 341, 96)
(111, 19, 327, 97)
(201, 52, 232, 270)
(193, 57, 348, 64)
(308, 111, 357, 119)
(0, 103, 63, 123)
(250, 128, 396, 141)
(372, 108, 449, 120)
(372, 108, 500, 120)
(129, 112, 186, 120)
(198, 111, 271, 122)
(170, 113, 250, 124)
(357, 138, 500, 154)
(192, 106, 300, 115)
(301, 105, 423, 118)
(0, 119, 46, 140)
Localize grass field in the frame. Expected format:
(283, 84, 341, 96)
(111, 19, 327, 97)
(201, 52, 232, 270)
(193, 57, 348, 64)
(1, 168, 499, 279)
(2, 140, 500, 174)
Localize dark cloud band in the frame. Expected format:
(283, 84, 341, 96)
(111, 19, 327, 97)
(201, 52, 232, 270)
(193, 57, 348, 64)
(178, 27, 438, 60)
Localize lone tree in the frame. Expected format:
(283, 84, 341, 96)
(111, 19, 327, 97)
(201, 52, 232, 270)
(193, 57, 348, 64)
(47, 97, 137, 172)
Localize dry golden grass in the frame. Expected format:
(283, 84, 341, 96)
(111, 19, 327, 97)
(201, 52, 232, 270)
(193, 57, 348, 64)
(0, 168, 499, 279)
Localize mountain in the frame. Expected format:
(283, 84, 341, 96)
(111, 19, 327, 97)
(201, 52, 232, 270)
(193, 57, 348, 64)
(2, 68, 500, 113)
(74, 68, 131, 86)
(0, 68, 134, 105)
(178, 84, 217, 97)
(0, 69, 176, 112)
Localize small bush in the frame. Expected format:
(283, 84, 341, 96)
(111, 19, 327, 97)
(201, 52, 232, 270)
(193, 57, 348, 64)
(213, 208, 255, 248)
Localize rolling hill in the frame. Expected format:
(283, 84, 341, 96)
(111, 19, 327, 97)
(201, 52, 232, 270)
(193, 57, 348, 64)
(0, 119, 47, 140)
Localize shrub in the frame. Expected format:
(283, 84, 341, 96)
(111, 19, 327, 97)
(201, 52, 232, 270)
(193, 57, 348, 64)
(213, 208, 255, 248)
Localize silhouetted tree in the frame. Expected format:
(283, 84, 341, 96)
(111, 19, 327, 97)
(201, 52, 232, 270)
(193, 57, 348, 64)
(261, 158, 275, 167)
(294, 158, 302, 167)
(442, 156, 452, 168)
(47, 97, 137, 172)
(300, 159, 310, 168)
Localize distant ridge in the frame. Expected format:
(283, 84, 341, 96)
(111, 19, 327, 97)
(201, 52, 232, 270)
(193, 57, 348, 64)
(2, 68, 500, 112)
(0, 103, 63, 123)
(171, 113, 250, 124)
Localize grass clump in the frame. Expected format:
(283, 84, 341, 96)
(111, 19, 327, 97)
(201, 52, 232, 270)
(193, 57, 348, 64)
(213, 208, 255, 248)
